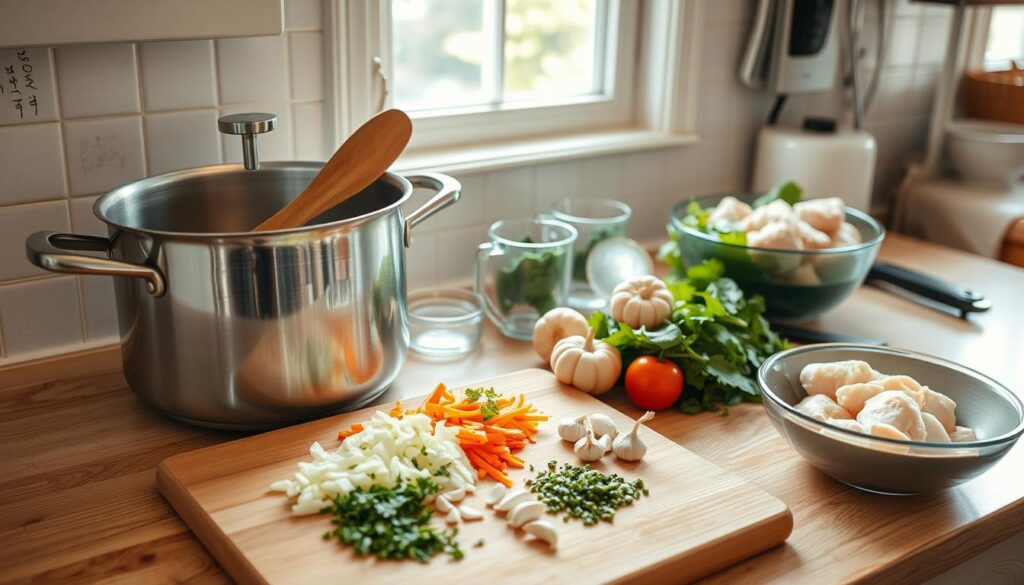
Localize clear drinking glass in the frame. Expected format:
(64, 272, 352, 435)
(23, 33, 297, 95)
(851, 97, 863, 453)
(473, 218, 577, 340)
(545, 198, 631, 311)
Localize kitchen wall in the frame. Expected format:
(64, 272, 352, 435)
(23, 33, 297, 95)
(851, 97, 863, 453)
(0, 0, 952, 364)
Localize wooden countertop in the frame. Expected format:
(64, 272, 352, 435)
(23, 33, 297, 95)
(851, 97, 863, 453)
(2, 234, 1023, 583)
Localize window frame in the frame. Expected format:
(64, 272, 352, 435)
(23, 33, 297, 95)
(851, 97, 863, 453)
(326, 0, 701, 172)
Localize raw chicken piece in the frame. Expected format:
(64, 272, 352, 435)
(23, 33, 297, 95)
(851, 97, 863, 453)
(794, 197, 844, 233)
(876, 375, 923, 394)
(708, 196, 753, 226)
(856, 390, 928, 441)
(915, 386, 957, 434)
(784, 261, 821, 285)
(865, 423, 910, 441)
(835, 382, 888, 416)
(829, 419, 866, 433)
(830, 222, 862, 247)
(747, 221, 804, 250)
(921, 412, 951, 443)
(739, 200, 796, 232)
(950, 426, 977, 442)
(797, 220, 832, 249)
(795, 394, 854, 422)
(800, 360, 877, 399)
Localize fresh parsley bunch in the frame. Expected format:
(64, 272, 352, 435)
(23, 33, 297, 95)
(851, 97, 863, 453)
(589, 259, 786, 414)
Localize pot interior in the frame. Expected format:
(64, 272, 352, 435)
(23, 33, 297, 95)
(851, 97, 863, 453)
(96, 162, 409, 235)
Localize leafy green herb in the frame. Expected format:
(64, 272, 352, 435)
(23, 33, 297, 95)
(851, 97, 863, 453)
(526, 461, 648, 526)
(752, 180, 802, 209)
(321, 478, 463, 562)
(589, 259, 786, 414)
(473, 538, 486, 548)
(494, 238, 566, 316)
(464, 386, 502, 421)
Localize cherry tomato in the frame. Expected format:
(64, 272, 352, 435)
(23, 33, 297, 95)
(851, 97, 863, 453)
(624, 356, 684, 410)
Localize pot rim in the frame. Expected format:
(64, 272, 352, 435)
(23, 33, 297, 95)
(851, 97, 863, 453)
(92, 161, 413, 241)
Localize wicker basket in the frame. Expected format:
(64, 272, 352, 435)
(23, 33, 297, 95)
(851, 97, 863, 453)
(964, 63, 1024, 126)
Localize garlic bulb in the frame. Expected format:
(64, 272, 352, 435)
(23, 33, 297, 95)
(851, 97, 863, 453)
(597, 433, 612, 454)
(508, 501, 545, 528)
(587, 413, 618, 439)
(574, 428, 606, 462)
(523, 520, 558, 549)
(612, 411, 655, 461)
(557, 415, 589, 443)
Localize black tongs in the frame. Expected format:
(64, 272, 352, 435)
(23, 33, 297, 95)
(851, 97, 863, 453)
(866, 262, 992, 319)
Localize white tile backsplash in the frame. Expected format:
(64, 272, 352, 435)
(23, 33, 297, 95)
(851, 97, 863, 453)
(55, 45, 141, 118)
(0, 3, 951, 363)
(0, 276, 83, 357)
(0, 201, 70, 281)
(63, 116, 146, 196)
(289, 32, 323, 101)
(0, 122, 67, 205)
(0, 48, 58, 125)
(216, 35, 289, 104)
(144, 109, 222, 175)
(292, 101, 325, 160)
(220, 103, 293, 162)
(285, 0, 323, 30)
(139, 40, 217, 112)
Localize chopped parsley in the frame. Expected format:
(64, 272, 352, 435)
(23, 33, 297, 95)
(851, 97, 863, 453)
(464, 386, 503, 421)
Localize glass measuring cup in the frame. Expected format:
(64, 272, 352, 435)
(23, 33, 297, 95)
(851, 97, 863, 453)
(473, 218, 577, 340)
(544, 198, 631, 311)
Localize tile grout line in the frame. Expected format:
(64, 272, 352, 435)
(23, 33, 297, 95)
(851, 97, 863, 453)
(210, 39, 226, 162)
(50, 45, 89, 345)
(283, 31, 297, 158)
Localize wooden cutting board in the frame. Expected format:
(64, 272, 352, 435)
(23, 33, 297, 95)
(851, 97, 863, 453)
(157, 368, 792, 584)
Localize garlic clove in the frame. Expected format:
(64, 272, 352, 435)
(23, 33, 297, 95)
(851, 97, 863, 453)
(485, 484, 508, 507)
(523, 520, 558, 549)
(587, 413, 618, 439)
(443, 487, 466, 502)
(445, 507, 461, 524)
(495, 487, 532, 512)
(435, 494, 454, 513)
(508, 501, 546, 528)
(557, 414, 589, 443)
(458, 505, 484, 521)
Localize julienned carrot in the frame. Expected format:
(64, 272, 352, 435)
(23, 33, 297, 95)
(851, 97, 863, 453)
(412, 383, 546, 486)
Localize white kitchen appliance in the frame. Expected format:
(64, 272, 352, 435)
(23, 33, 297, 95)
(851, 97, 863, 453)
(741, 0, 890, 210)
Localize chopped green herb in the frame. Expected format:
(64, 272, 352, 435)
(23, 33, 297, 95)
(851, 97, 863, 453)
(473, 538, 485, 548)
(464, 386, 503, 421)
(320, 478, 462, 562)
(527, 461, 648, 526)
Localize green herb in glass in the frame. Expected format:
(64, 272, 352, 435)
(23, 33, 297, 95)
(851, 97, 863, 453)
(572, 227, 617, 281)
(494, 236, 565, 316)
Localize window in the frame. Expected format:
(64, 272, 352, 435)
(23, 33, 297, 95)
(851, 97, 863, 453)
(982, 7, 1024, 71)
(333, 0, 697, 168)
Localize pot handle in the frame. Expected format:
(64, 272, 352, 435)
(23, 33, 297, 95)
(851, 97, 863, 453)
(25, 231, 166, 297)
(403, 172, 461, 247)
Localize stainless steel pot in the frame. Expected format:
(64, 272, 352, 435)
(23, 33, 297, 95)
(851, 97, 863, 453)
(25, 114, 459, 429)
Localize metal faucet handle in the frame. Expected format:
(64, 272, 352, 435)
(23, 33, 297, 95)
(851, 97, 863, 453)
(217, 113, 277, 171)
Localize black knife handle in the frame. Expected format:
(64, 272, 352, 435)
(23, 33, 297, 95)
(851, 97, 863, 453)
(867, 262, 992, 317)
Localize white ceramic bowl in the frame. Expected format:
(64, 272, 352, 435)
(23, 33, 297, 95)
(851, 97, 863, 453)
(946, 120, 1024, 184)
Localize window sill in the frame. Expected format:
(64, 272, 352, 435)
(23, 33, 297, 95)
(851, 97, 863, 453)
(393, 128, 699, 176)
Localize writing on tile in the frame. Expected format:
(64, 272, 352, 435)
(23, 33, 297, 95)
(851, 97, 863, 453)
(0, 48, 56, 125)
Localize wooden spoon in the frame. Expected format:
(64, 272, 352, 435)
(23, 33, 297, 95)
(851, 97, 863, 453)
(252, 109, 413, 231)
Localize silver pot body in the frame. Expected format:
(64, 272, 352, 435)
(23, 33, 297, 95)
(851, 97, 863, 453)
(27, 162, 460, 429)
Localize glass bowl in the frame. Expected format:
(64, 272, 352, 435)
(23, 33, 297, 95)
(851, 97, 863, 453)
(408, 289, 484, 357)
(758, 343, 1024, 495)
(667, 194, 885, 321)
